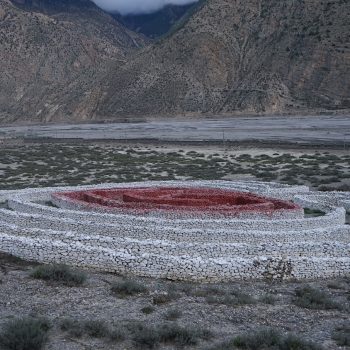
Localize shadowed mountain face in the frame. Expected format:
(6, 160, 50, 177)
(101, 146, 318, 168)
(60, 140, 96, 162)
(112, 3, 196, 39)
(0, 0, 146, 123)
(96, 0, 350, 119)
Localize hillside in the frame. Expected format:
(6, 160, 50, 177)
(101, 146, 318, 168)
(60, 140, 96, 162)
(0, 0, 145, 123)
(96, 0, 350, 119)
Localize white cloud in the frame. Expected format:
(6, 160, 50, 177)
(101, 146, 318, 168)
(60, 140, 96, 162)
(92, 0, 199, 15)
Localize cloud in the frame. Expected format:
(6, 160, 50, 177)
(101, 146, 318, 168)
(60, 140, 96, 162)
(92, 0, 199, 15)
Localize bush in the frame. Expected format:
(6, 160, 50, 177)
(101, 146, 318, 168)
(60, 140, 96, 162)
(141, 306, 155, 314)
(30, 264, 86, 286)
(206, 290, 256, 307)
(111, 279, 148, 297)
(259, 294, 277, 305)
(293, 286, 340, 310)
(131, 323, 211, 348)
(152, 291, 179, 305)
(60, 318, 109, 338)
(164, 308, 182, 321)
(0, 317, 50, 350)
(108, 326, 127, 342)
(332, 324, 350, 346)
(60, 318, 83, 338)
(83, 320, 109, 338)
(208, 329, 322, 350)
(131, 323, 160, 349)
(233, 328, 281, 349)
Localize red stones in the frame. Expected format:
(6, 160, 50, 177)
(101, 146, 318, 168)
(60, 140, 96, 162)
(52, 187, 301, 217)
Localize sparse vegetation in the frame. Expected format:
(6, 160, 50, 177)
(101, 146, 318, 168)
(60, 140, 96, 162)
(208, 328, 322, 350)
(83, 319, 109, 338)
(141, 305, 156, 314)
(131, 322, 212, 348)
(0, 145, 348, 191)
(30, 264, 86, 286)
(164, 308, 182, 321)
(332, 323, 350, 346)
(0, 317, 50, 350)
(111, 279, 148, 297)
(293, 285, 340, 310)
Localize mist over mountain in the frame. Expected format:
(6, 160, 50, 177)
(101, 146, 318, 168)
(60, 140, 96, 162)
(112, 3, 195, 38)
(92, 0, 198, 15)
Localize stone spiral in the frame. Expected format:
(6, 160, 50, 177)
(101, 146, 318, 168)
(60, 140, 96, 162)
(0, 181, 349, 282)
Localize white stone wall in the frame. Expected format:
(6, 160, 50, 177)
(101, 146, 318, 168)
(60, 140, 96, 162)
(0, 181, 349, 281)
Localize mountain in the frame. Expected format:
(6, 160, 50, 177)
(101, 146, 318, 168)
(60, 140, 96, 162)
(112, 3, 197, 39)
(1, 0, 349, 123)
(0, 0, 145, 123)
(96, 0, 350, 119)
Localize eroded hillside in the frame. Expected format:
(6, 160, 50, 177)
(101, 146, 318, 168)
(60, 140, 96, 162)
(96, 0, 350, 119)
(0, 0, 145, 123)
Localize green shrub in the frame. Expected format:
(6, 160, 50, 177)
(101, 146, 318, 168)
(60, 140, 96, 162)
(206, 290, 256, 307)
(111, 279, 148, 297)
(152, 291, 179, 305)
(108, 326, 126, 342)
(83, 320, 109, 338)
(131, 323, 211, 348)
(30, 264, 86, 286)
(164, 308, 182, 321)
(259, 293, 277, 305)
(293, 286, 340, 310)
(233, 328, 281, 349)
(141, 306, 155, 314)
(0, 317, 50, 350)
(332, 324, 350, 346)
(60, 318, 83, 338)
(208, 329, 322, 350)
(158, 323, 210, 346)
(131, 323, 159, 348)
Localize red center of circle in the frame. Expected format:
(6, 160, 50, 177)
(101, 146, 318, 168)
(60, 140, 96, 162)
(52, 187, 300, 215)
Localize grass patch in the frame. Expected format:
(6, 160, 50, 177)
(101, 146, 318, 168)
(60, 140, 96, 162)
(332, 324, 350, 346)
(141, 306, 156, 314)
(152, 291, 180, 305)
(259, 293, 277, 305)
(0, 317, 50, 350)
(30, 264, 86, 286)
(293, 285, 340, 310)
(60, 318, 84, 338)
(131, 323, 211, 348)
(206, 290, 256, 307)
(83, 320, 109, 338)
(111, 279, 148, 297)
(208, 328, 322, 350)
(164, 308, 182, 321)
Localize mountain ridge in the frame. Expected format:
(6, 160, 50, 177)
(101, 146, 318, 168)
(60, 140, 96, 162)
(0, 0, 349, 123)
(0, 0, 146, 123)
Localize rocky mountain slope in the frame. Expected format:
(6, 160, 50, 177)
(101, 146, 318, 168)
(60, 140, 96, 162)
(0, 0, 145, 123)
(96, 0, 350, 119)
(1, 0, 349, 123)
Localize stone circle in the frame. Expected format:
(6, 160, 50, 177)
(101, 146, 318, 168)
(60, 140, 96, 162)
(0, 180, 349, 282)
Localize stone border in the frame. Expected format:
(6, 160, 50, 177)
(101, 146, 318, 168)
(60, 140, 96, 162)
(0, 181, 349, 281)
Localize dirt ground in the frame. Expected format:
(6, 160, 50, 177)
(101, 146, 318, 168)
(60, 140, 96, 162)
(0, 253, 349, 350)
